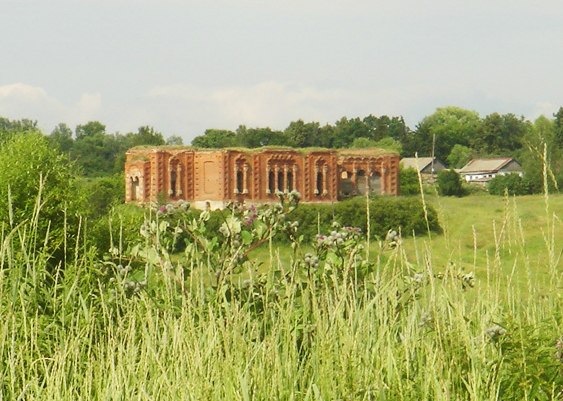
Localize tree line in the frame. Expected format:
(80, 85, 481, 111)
(0, 118, 185, 177)
(191, 107, 563, 192)
(1, 105, 563, 189)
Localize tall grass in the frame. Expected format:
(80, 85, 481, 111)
(0, 192, 561, 400)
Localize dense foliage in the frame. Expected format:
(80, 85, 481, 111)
(437, 169, 466, 197)
(287, 196, 441, 242)
(0, 132, 81, 255)
(399, 167, 421, 195)
(488, 174, 531, 196)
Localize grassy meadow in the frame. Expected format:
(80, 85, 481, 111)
(0, 192, 561, 400)
(400, 194, 562, 293)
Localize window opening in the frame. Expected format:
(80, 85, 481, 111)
(277, 170, 284, 192)
(236, 170, 244, 194)
(170, 170, 177, 197)
(316, 171, 323, 195)
(287, 171, 293, 192)
(268, 170, 275, 194)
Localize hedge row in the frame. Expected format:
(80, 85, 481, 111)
(286, 196, 441, 242)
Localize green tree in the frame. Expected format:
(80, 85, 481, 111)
(283, 120, 321, 147)
(363, 115, 409, 142)
(166, 135, 184, 145)
(48, 123, 74, 153)
(352, 137, 402, 153)
(414, 107, 482, 160)
(125, 126, 165, 148)
(351, 137, 377, 148)
(77, 174, 125, 219)
(447, 144, 473, 168)
(518, 115, 561, 193)
(317, 124, 336, 148)
(191, 129, 237, 148)
(72, 131, 122, 176)
(488, 174, 530, 196)
(553, 107, 563, 148)
(0, 117, 38, 145)
(236, 126, 286, 148)
(399, 167, 420, 195)
(374, 137, 402, 153)
(75, 121, 106, 139)
(332, 117, 370, 148)
(437, 169, 465, 197)
(473, 113, 529, 155)
(0, 132, 81, 256)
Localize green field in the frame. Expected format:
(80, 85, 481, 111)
(252, 193, 562, 293)
(400, 194, 562, 292)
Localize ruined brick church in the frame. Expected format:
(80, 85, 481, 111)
(125, 147, 399, 209)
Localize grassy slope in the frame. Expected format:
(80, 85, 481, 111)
(400, 193, 562, 293)
(252, 194, 562, 293)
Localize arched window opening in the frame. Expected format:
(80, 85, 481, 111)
(130, 177, 139, 201)
(339, 171, 353, 198)
(170, 170, 177, 197)
(356, 170, 367, 195)
(268, 170, 275, 194)
(369, 172, 382, 195)
(287, 171, 293, 192)
(316, 171, 323, 196)
(277, 170, 284, 192)
(236, 170, 244, 194)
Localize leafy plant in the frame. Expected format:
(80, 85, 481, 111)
(488, 173, 531, 196)
(437, 168, 466, 197)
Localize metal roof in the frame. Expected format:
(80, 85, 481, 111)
(459, 158, 515, 174)
(400, 157, 436, 171)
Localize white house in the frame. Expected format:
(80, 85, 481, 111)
(459, 158, 523, 183)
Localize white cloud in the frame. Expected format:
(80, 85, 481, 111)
(146, 81, 345, 134)
(0, 83, 50, 101)
(0, 83, 102, 131)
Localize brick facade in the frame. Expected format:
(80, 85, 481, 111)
(125, 147, 399, 208)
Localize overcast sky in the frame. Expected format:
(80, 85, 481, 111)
(1, 0, 562, 143)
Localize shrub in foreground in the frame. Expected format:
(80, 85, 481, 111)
(0, 132, 81, 259)
(0, 194, 560, 400)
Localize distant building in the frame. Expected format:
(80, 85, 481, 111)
(125, 147, 399, 209)
(400, 157, 447, 175)
(459, 158, 523, 183)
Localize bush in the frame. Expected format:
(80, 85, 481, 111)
(488, 174, 531, 196)
(0, 132, 81, 257)
(89, 203, 149, 254)
(399, 167, 421, 195)
(77, 174, 126, 219)
(288, 197, 441, 242)
(437, 169, 466, 196)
